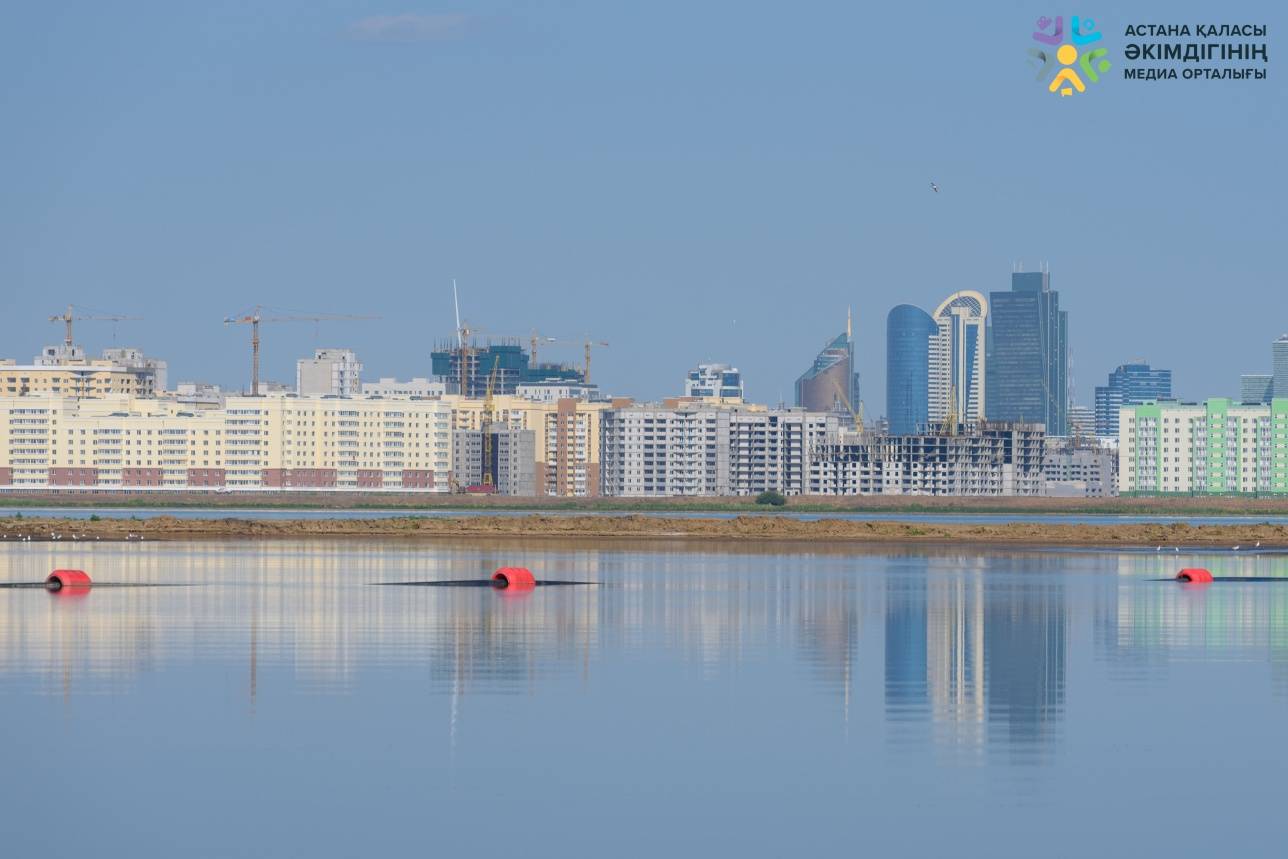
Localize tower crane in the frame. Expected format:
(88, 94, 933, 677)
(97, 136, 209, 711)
(481, 355, 501, 490)
(831, 377, 865, 435)
(223, 306, 379, 396)
(48, 304, 141, 350)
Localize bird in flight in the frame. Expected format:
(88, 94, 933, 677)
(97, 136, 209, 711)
(930, 181, 939, 193)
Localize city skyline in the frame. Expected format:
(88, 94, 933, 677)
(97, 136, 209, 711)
(2, 3, 1285, 411)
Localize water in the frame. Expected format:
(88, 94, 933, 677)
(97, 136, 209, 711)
(7, 504, 1288, 527)
(3, 539, 1287, 857)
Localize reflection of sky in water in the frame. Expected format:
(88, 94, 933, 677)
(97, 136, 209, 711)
(3, 541, 1288, 857)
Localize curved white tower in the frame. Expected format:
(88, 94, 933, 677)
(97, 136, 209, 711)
(929, 290, 989, 426)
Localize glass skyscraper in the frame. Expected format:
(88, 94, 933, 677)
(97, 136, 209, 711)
(796, 312, 859, 417)
(1240, 373, 1273, 405)
(1274, 335, 1288, 398)
(985, 270, 1068, 436)
(886, 305, 938, 434)
(1093, 362, 1172, 438)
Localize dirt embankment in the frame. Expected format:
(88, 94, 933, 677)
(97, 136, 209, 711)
(2, 514, 1288, 548)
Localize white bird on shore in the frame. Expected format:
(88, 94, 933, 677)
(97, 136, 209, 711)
(1174, 546, 1180, 552)
(1233, 545, 1241, 551)
(1156, 546, 1162, 552)
(1255, 542, 1262, 548)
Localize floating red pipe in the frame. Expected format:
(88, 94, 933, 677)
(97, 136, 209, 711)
(1176, 568, 1213, 584)
(492, 567, 536, 589)
(46, 569, 93, 591)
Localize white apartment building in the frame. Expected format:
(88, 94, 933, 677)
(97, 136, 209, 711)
(297, 349, 363, 397)
(683, 363, 744, 400)
(362, 377, 446, 398)
(1119, 399, 1288, 495)
(600, 404, 836, 497)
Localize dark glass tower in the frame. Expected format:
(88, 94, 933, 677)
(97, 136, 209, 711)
(886, 304, 938, 434)
(1093, 362, 1172, 437)
(985, 270, 1068, 435)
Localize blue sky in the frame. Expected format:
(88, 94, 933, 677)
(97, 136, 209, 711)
(1, 1, 1284, 411)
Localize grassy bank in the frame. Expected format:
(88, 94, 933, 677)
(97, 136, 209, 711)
(3, 513, 1288, 548)
(4, 492, 1288, 517)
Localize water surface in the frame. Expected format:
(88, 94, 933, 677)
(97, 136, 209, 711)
(2, 539, 1286, 857)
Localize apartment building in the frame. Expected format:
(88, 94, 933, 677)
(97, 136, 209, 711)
(808, 423, 1046, 496)
(600, 403, 836, 497)
(445, 395, 611, 497)
(0, 394, 453, 491)
(1119, 399, 1288, 495)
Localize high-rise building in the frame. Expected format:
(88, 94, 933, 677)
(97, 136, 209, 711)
(796, 311, 859, 415)
(986, 269, 1068, 435)
(1240, 373, 1274, 404)
(452, 424, 536, 495)
(1092, 362, 1172, 437)
(1067, 404, 1095, 438)
(886, 305, 938, 435)
(684, 363, 743, 400)
(297, 349, 363, 396)
(1274, 335, 1288, 397)
(929, 291, 988, 427)
(431, 341, 585, 397)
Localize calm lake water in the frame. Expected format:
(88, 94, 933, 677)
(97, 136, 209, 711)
(3, 539, 1288, 857)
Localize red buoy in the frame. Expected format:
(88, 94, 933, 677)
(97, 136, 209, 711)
(1176, 568, 1213, 583)
(46, 569, 93, 591)
(492, 567, 536, 589)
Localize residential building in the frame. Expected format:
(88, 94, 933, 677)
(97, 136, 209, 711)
(684, 363, 744, 400)
(361, 377, 446, 398)
(886, 304, 938, 435)
(986, 268, 1068, 435)
(452, 425, 536, 495)
(515, 382, 602, 403)
(1093, 362, 1172, 438)
(808, 422, 1046, 496)
(796, 311, 859, 415)
(1041, 439, 1116, 497)
(445, 395, 611, 497)
(1118, 399, 1288, 495)
(297, 349, 363, 397)
(1240, 374, 1274, 404)
(929, 291, 988, 427)
(0, 358, 161, 398)
(600, 403, 836, 497)
(101, 347, 169, 393)
(0, 394, 453, 491)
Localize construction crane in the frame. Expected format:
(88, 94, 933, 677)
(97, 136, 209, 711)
(49, 304, 140, 350)
(582, 338, 609, 384)
(481, 355, 501, 489)
(529, 330, 558, 367)
(223, 306, 379, 396)
(831, 377, 865, 435)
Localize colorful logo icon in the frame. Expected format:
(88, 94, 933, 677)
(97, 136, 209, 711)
(1028, 16, 1111, 96)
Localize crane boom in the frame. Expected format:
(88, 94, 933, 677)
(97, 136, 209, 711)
(223, 306, 379, 396)
(49, 304, 141, 349)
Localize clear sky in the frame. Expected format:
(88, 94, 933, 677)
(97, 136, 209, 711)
(1, 1, 1284, 410)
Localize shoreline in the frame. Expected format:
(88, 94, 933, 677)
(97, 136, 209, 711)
(3, 513, 1288, 548)
(4, 492, 1288, 518)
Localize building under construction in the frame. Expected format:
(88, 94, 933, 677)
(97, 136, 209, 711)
(431, 340, 585, 397)
(808, 421, 1045, 496)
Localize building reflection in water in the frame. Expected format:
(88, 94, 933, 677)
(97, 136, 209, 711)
(883, 551, 1065, 758)
(6, 539, 1288, 751)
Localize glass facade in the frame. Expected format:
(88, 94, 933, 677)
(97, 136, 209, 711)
(886, 305, 937, 435)
(1093, 362, 1172, 437)
(1241, 373, 1274, 405)
(1274, 335, 1288, 399)
(985, 271, 1068, 436)
(796, 332, 858, 416)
